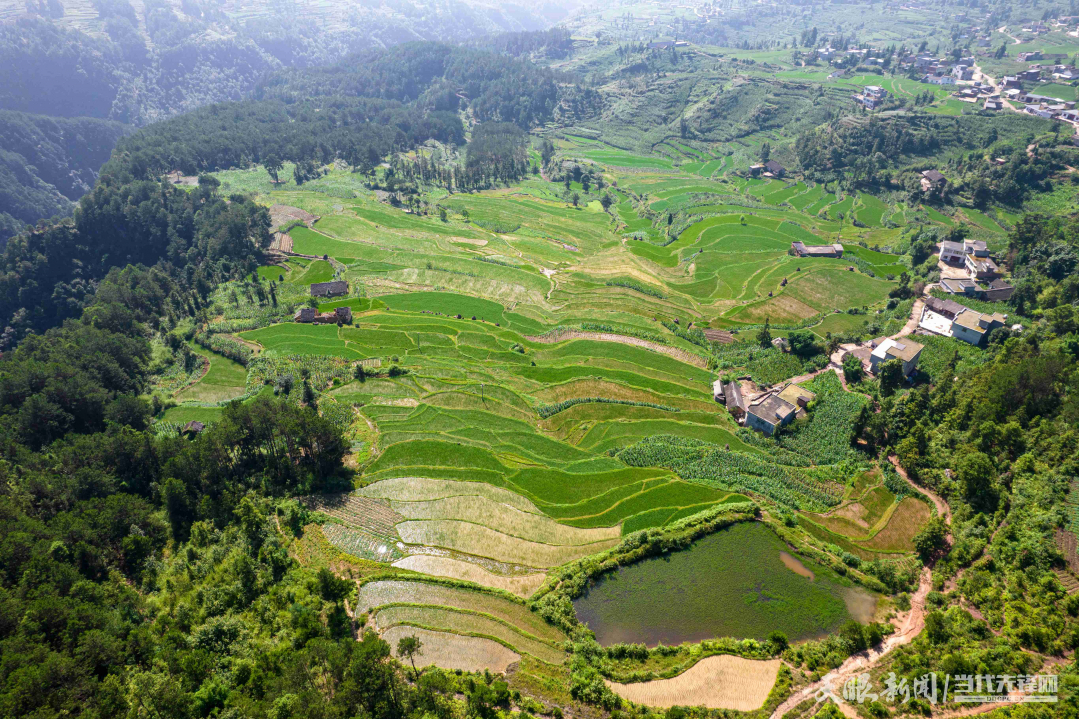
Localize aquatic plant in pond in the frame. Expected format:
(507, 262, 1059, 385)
(573, 522, 874, 646)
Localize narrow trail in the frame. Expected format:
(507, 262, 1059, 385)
(769, 463, 954, 719)
(888, 456, 951, 525)
(768, 567, 934, 719)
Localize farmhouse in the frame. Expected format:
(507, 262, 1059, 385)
(920, 170, 947, 191)
(951, 309, 1007, 346)
(712, 379, 726, 403)
(869, 338, 923, 376)
(939, 240, 965, 264)
(293, 307, 317, 322)
(777, 383, 815, 413)
(181, 421, 205, 437)
(983, 278, 1015, 301)
(925, 296, 966, 319)
(763, 160, 786, 177)
(790, 242, 844, 258)
(984, 99, 1002, 111)
(310, 280, 348, 297)
(965, 253, 999, 280)
(772, 337, 790, 352)
(745, 394, 797, 436)
(964, 239, 989, 256)
(723, 381, 745, 419)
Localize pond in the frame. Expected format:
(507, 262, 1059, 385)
(573, 521, 877, 646)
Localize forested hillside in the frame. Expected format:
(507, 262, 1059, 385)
(0, 111, 129, 245)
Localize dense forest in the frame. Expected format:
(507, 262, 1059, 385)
(0, 111, 129, 245)
(0, 266, 506, 717)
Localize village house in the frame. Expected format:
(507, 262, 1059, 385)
(1054, 68, 1079, 81)
(939, 277, 979, 295)
(763, 160, 786, 177)
(790, 241, 844, 258)
(1019, 68, 1043, 82)
(310, 280, 348, 298)
(921, 170, 947, 191)
(939, 240, 965, 264)
(984, 99, 1002, 111)
(1018, 50, 1043, 61)
(293, 305, 353, 324)
(964, 239, 989, 257)
(722, 380, 745, 419)
(982, 278, 1015, 301)
(745, 394, 798, 436)
(772, 336, 790, 352)
(777, 384, 815, 414)
(1002, 76, 1022, 89)
(951, 309, 1007, 346)
(925, 296, 966, 319)
(952, 64, 974, 80)
(965, 253, 999, 280)
(869, 337, 923, 376)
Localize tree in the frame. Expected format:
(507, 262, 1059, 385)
(767, 630, 789, 653)
(264, 154, 284, 184)
(912, 516, 948, 561)
(957, 451, 996, 510)
(397, 635, 424, 681)
(600, 193, 614, 210)
(843, 353, 864, 383)
(787, 329, 821, 357)
(760, 142, 771, 162)
(878, 359, 904, 397)
(757, 319, 772, 348)
(438, 206, 448, 222)
(571, 191, 580, 207)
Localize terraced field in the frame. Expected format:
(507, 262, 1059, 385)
(176, 145, 943, 682)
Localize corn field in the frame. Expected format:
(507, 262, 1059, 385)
(618, 435, 843, 511)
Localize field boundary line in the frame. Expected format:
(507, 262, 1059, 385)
(370, 603, 566, 648)
(525, 330, 707, 368)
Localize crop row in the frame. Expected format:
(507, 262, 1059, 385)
(618, 435, 843, 511)
(536, 397, 680, 419)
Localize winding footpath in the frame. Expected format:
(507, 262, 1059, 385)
(769, 464, 952, 719)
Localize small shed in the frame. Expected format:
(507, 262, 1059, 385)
(181, 421, 205, 437)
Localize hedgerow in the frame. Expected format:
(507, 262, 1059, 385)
(605, 279, 667, 299)
(195, 332, 253, 366)
(537, 397, 680, 419)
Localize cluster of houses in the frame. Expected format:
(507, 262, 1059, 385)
(712, 334, 928, 436)
(712, 378, 817, 436)
(937, 238, 1014, 300)
(293, 280, 354, 324)
(920, 296, 1012, 346)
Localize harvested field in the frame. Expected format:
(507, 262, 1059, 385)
(397, 520, 619, 567)
(269, 204, 318, 230)
(303, 494, 404, 537)
(375, 605, 566, 664)
(356, 579, 565, 642)
(702, 329, 735, 344)
(383, 626, 520, 673)
(857, 497, 931, 552)
(392, 496, 621, 545)
(359, 477, 541, 514)
(320, 523, 406, 562)
(605, 655, 781, 710)
(526, 331, 707, 368)
(390, 555, 547, 598)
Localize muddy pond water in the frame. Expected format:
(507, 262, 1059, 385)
(573, 521, 876, 646)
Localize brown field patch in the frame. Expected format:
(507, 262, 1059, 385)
(383, 626, 520, 673)
(390, 555, 547, 598)
(732, 293, 819, 325)
(606, 655, 781, 710)
(856, 497, 931, 552)
(526, 330, 706, 368)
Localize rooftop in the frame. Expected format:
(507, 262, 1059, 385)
(953, 309, 1007, 332)
(747, 394, 797, 425)
(872, 338, 924, 363)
